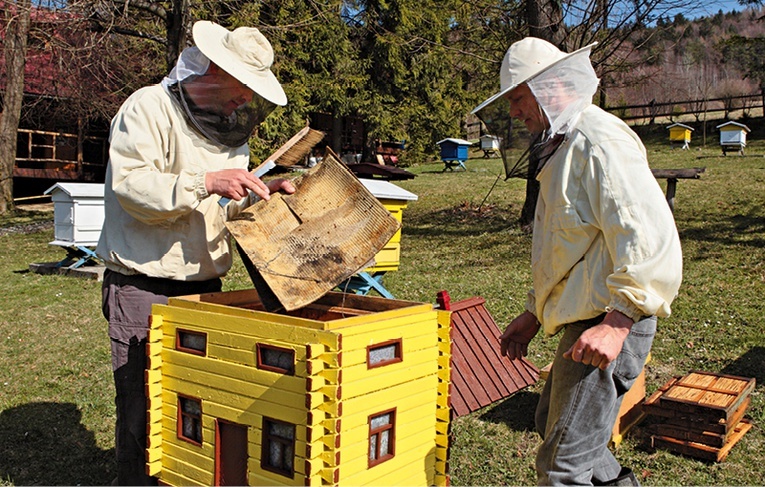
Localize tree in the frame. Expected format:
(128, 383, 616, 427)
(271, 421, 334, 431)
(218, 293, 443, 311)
(80, 0, 191, 72)
(0, 0, 31, 214)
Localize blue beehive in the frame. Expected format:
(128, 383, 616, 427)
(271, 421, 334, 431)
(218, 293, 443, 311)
(437, 138, 473, 171)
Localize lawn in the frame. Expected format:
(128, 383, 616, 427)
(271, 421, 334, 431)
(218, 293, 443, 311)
(1, 122, 764, 485)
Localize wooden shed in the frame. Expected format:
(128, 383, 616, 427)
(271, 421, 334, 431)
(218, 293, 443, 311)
(146, 290, 451, 486)
(667, 123, 694, 149)
(716, 121, 751, 156)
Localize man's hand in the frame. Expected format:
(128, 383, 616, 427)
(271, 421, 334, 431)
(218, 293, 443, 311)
(562, 310, 633, 370)
(206, 169, 295, 201)
(499, 311, 541, 360)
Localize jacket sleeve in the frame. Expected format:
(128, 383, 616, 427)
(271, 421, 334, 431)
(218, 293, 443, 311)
(107, 89, 207, 226)
(584, 138, 683, 321)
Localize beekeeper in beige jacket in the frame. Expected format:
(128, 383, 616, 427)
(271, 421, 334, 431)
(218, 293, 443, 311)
(473, 38, 682, 486)
(97, 21, 294, 485)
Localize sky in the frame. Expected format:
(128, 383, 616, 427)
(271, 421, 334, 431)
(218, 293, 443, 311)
(688, 0, 758, 19)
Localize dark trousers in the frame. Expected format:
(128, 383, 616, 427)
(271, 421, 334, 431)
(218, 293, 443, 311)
(102, 269, 222, 486)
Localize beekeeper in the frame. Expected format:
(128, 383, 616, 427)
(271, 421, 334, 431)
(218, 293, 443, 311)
(473, 38, 683, 486)
(96, 21, 295, 485)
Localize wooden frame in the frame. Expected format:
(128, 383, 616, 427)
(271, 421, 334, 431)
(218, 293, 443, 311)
(366, 339, 403, 369)
(368, 408, 396, 467)
(260, 417, 296, 478)
(177, 395, 203, 446)
(256, 343, 295, 375)
(176, 329, 207, 356)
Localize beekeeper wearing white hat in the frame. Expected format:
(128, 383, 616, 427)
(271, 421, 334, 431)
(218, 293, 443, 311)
(474, 38, 683, 486)
(97, 21, 295, 485)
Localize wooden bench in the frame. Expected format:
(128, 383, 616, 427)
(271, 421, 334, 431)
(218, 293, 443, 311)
(651, 167, 705, 213)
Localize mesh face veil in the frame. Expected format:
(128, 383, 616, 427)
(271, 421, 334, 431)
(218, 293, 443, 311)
(526, 49, 599, 139)
(162, 47, 276, 148)
(473, 42, 599, 180)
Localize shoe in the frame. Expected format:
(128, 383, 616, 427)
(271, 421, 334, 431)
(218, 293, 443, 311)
(597, 467, 640, 486)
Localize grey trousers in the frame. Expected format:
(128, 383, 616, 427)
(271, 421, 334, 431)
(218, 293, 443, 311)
(102, 269, 221, 486)
(535, 315, 656, 486)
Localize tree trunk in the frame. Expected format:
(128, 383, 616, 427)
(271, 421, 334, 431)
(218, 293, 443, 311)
(165, 0, 190, 70)
(0, 0, 32, 215)
(520, 0, 565, 228)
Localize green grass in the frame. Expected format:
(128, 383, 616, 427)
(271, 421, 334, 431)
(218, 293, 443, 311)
(1, 123, 764, 485)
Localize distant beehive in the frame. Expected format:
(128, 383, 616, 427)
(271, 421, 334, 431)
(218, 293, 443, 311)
(146, 290, 451, 486)
(717, 121, 751, 156)
(44, 182, 104, 247)
(667, 123, 694, 149)
(359, 179, 418, 273)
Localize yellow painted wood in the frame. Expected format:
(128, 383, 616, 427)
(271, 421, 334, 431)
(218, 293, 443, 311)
(340, 401, 437, 451)
(159, 454, 213, 487)
(249, 469, 304, 487)
(146, 460, 162, 477)
(163, 386, 305, 431)
(162, 396, 309, 445)
(342, 356, 439, 399)
(364, 198, 409, 273)
(161, 296, 331, 331)
(340, 437, 438, 485)
(342, 345, 438, 385)
(669, 127, 692, 142)
(157, 469, 199, 487)
(153, 303, 342, 343)
(163, 348, 307, 394)
(162, 376, 307, 425)
(341, 326, 438, 367)
(329, 306, 436, 334)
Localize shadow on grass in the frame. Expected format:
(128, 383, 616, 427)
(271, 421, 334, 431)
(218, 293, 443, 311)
(478, 389, 540, 433)
(720, 346, 765, 386)
(678, 212, 765, 250)
(0, 402, 114, 485)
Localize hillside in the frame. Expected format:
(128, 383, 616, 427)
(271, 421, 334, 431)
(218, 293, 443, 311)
(609, 5, 765, 108)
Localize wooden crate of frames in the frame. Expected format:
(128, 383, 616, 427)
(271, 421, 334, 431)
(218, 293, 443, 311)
(644, 371, 755, 462)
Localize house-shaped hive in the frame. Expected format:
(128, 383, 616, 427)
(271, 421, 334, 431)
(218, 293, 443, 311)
(146, 290, 451, 486)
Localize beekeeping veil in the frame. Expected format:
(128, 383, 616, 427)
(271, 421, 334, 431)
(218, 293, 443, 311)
(471, 38, 599, 179)
(161, 21, 287, 148)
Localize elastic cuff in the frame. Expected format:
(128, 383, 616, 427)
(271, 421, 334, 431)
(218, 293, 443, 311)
(606, 296, 643, 323)
(194, 172, 209, 200)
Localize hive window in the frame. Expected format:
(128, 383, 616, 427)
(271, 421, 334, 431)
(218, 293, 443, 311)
(257, 344, 295, 375)
(177, 395, 203, 445)
(261, 418, 295, 477)
(368, 408, 396, 467)
(367, 339, 403, 368)
(176, 329, 207, 355)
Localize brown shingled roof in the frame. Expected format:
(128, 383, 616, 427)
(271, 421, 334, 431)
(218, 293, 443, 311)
(437, 291, 539, 417)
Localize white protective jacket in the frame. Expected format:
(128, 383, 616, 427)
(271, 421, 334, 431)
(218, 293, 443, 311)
(96, 84, 251, 281)
(526, 104, 683, 336)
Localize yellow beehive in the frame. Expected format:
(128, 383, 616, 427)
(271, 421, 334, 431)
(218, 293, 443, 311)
(360, 179, 418, 273)
(146, 290, 450, 486)
(667, 123, 694, 149)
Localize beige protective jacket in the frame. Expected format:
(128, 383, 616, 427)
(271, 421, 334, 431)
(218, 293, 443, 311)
(96, 84, 251, 281)
(526, 105, 683, 336)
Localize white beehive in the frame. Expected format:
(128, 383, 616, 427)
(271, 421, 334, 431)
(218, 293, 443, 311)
(44, 182, 105, 247)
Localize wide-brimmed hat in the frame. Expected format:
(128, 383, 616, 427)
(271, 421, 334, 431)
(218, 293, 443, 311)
(472, 37, 596, 114)
(193, 20, 287, 106)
